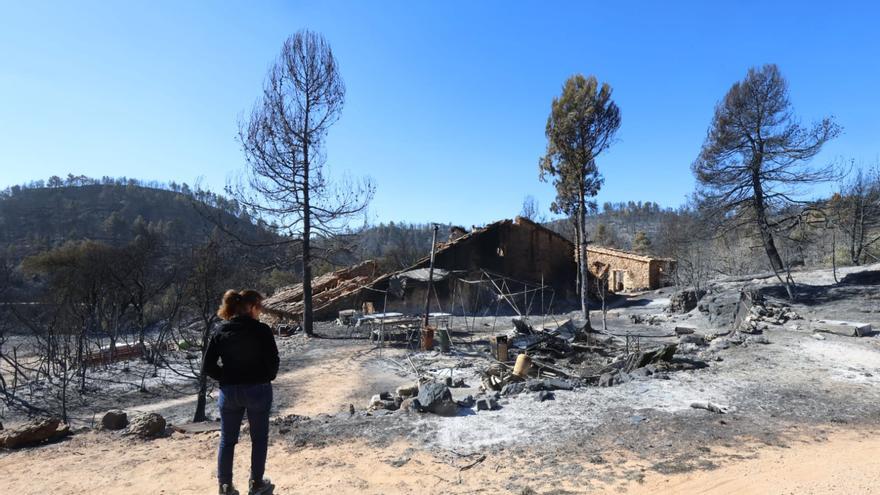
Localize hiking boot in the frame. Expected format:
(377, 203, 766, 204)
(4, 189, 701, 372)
(249, 478, 274, 495)
(219, 483, 240, 495)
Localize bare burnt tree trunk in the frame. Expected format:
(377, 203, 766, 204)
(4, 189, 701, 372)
(751, 164, 793, 298)
(572, 216, 581, 299)
(301, 107, 314, 336)
(751, 166, 785, 272)
(232, 31, 373, 336)
(539, 76, 620, 330)
(193, 315, 212, 422)
(578, 175, 591, 328)
(831, 228, 839, 284)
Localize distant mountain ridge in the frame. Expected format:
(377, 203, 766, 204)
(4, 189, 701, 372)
(0, 183, 272, 262)
(0, 179, 676, 272)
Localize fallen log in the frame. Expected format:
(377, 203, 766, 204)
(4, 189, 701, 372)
(0, 417, 70, 449)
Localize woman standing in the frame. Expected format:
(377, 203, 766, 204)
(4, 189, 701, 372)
(203, 290, 279, 495)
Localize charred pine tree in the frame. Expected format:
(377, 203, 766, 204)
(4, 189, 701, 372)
(693, 64, 840, 298)
(233, 30, 373, 336)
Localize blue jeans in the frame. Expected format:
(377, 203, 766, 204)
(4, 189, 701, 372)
(217, 383, 272, 485)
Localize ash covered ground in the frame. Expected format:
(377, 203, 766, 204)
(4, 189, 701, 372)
(245, 264, 880, 474)
(2, 264, 880, 492)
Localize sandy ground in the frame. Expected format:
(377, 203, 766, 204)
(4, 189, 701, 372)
(1, 425, 878, 494)
(628, 428, 880, 495)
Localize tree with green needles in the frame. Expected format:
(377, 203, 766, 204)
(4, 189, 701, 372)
(632, 231, 652, 255)
(540, 74, 621, 329)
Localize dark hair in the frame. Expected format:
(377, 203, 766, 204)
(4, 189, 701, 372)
(217, 289, 264, 320)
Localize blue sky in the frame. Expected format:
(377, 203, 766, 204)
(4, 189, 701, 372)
(1, 1, 877, 226)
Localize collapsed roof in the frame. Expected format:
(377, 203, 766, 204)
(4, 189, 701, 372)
(262, 259, 381, 322)
(264, 217, 590, 322)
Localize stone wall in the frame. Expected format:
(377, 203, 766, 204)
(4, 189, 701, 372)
(587, 249, 652, 291)
(584, 246, 674, 292)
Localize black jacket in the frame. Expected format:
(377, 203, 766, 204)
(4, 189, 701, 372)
(202, 315, 279, 386)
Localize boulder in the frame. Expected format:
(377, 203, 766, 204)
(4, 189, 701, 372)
(708, 337, 731, 352)
(475, 397, 500, 411)
(536, 391, 555, 402)
(744, 335, 770, 346)
(127, 413, 166, 438)
(398, 398, 421, 413)
(100, 410, 128, 431)
(395, 383, 419, 398)
(368, 395, 397, 411)
(699, 292, 739, 326)
(501, 382, 526, 396)
(0, 417, 69, 449)
(416, 383, 458, 416)
(678, 334, 707, 346)
(668, 288, 706, 313)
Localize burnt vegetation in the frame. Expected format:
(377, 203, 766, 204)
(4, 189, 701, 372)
(0, 56, 877, 428)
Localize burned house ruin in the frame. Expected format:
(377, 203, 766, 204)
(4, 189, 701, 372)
(586, 245, 675, 293)
(263, 217, 588, 323)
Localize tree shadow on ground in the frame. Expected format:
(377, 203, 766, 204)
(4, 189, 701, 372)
(759, 281, 878, 307)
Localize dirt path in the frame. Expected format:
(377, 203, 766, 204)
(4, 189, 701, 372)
(627, 428, 880, 495)
(127, 337, 410, 422)
(1, 427, 878, 494)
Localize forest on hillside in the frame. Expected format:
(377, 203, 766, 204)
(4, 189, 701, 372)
(3, 170, 879, 302)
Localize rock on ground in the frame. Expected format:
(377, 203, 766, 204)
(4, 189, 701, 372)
(679, 334, 707, 346)
(395, 383, 419, 398)
(416, 382, 458, 416)
(101, 410, 129, 431)
(0, 417, 70, 449)
(127, 413, 166, 438)
(668, 288, 706, 313)
(476, 397, 500, 411)
(398, 397, 421, 413)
